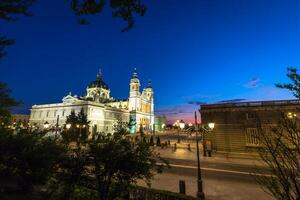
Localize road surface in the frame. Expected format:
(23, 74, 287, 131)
(138, 157, 274, 200)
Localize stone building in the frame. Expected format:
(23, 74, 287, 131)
(11, 114, 30, 125)
(29, 68, 155, 134)
(200, 100, 300, 154)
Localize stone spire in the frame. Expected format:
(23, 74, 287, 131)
(97, 68, 102, 80)
(146, 79, 152, 88)
(133, 67, 138, 78)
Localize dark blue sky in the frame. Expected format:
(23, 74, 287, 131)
(1, 0, 299, 122)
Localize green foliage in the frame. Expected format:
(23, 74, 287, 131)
(0, 0, 34, 21)
(113, 117, 130, 136)
(70, 0, 147, 31)
(131, 185, 198, 200)
(156, 136, 161, 146)
(0, 82, 20, 125)
(89, 131, 162, 200)
(255, 115, 300, 200)
(62, 108, 90, 144)
(139, 124, 144, 137)
(0, 0, 146, 60)
(128, 116, 136, 133)
(254, 68, 300, 200)
(0, 109, 165, 199)
(0, 36, 14, 59)
(0, 128, 64, 195)
(0, 0, 34, 58)
(275, 67, 300, 98)
(149, 135, 154, 146)
(49, 110, 165, 200)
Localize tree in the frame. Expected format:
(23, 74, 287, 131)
(156, 136, 161, 146)
(0, 81, 20, 125)
(50, 115, 166, 200)
(254, 67, 300, 200)
(50, 109, 91, 200)
(0, 0, 35, 59)
(62, 108, 90, 145)
(275, 67, 300, 99)
(0, 0, 146, 60)
(149, 135, 154, 146)
(70, 0, 147, 31)
(0, 128, 64, 198)
(128, 116, 136, 134)
(88, 129, 163, 200)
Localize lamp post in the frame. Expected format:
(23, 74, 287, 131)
(202, 122, 215, 157)
(43, 121, 50, 129)
(194, 112, 215, 199)
(178, 120, 185, 142)
(194, 112, 204, 199)
(179, 120, 185, 130)
(66, 123, 71, 130)
(55, 115, 59, 139)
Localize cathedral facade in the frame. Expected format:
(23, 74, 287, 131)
(29, 69, 154, 133)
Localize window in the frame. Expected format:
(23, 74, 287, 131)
(46, 111, 49, 117)
(54, 110, 57, 117)
(246, 112, 256, 120)
(62, 110, 65, 117)
(245, 128, 260, 146)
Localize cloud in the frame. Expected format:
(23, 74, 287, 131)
(181, 93, 221, 100)
(156, 103, 199, 124)
(216, 98, 247, 103)
(244, 78, 260, 88)
(188, 101, 207, 105)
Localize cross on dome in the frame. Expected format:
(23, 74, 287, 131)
(133, 67, 138, 78)
(97, 68, 102, 79)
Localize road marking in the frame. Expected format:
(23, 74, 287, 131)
(157, 163, 273, 177)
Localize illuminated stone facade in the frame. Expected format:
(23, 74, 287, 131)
(200, 100, 300, 154)
(29, 69, 154, 133)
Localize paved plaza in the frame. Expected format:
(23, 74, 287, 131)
(137, 142, 273, 200)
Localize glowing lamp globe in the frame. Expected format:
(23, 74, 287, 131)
(208, 123, 215, 130)
(179, 120, 185, 129)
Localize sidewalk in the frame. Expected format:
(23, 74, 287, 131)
(155, 143, 266, 167)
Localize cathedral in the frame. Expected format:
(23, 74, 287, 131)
(29, 68, 155, 134)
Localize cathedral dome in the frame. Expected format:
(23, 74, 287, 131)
(88, 70, 109, 90)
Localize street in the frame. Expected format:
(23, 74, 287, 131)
(138, 144, 274, 200)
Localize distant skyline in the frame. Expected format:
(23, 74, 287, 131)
(1, 0, 298, 123)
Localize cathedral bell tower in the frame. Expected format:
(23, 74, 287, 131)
(129, 68, 141, 111)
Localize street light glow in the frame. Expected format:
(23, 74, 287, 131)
(208, 123, 215, 130)
(43, 121, 50, 129)
(66, 123, 71, 129)
(179, 120, 185, 129)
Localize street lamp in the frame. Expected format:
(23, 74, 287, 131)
(66, 123, 71, 129)
(178, 120, 185, 142)
(194, 112, 204, 199)
(202, 122, 215, 157)
(194, 112, 215, 200)
(208, 123, 215, 130)
(179, 120, 185, 130)
(43, 121, 50, 129)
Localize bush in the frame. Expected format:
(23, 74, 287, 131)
(130, 185, 198, 200)
(149, 136, 154, 146)
(156, 137, 161, 146)
(0, 128, 64, 196)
